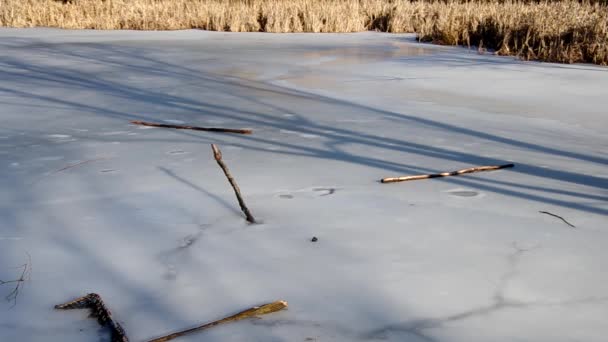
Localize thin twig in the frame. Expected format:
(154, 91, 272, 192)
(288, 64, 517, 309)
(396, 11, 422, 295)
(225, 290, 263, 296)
(1, 253, 31, 307)
(381, 163, 514, 183)
(51, 157, 107, 175)
(539, 211, 576, 228)
(131, 121, 252, 135)
(55, 293, 129, 342)
(147, 300, 288, 342)
(211, 144, 256, 223)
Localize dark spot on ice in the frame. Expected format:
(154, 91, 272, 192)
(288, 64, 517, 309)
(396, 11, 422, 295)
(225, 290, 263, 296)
(449, 190, 479, 197)
(279, 194, 294, 199)
(313, 187, 336, 196)
(178, 234, 199, 249)
(311, 237, 318, 242)
(100, 169, 116, 173)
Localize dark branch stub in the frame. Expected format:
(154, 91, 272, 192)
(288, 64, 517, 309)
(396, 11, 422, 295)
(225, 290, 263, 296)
(539, 211, 576, 228)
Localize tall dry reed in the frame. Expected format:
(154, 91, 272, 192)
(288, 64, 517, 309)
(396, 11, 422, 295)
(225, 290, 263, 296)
(1, 0, 606, 65)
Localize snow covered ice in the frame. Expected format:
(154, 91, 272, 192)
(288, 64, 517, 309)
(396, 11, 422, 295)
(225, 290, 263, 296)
(1, 29, 607, 341)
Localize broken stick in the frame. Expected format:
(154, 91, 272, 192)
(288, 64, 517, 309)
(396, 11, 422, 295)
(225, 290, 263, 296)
(381, 163, 514, 183)
(130, 121, 252, 135)
(55, 293, 129, 342)
(147, 300, 288, 342)
(211, 144, 256, 223)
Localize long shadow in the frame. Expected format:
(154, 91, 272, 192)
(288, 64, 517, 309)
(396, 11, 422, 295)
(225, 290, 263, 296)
(158, 166, 243, 217)
(1, 35, 606, 217)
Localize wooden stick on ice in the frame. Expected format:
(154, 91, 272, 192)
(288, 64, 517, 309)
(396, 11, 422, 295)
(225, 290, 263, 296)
(131, 121, 252, 135)
(211, 144, 256, 223)
(55, 293, 130, 342)
(539, 211, 576, 228)
(381, 163, 514, 183)
(147, 300, 288, 342)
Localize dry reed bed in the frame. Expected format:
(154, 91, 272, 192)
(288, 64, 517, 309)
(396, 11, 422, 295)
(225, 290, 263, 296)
(1, 0, 607, 65)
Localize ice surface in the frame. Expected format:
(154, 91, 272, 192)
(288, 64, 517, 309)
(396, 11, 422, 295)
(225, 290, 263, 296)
(1, 29, 607, 342)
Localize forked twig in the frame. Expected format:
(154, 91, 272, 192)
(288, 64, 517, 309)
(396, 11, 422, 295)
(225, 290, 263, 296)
(147, 300, 288, 342)
(211, 144, 256, 223)
(381, 163, 514, 183)
(55, 293, 129, 342)
(1, 253, 31, 307)
(539, 211, 576, 228)
(131, 121, 252, 135)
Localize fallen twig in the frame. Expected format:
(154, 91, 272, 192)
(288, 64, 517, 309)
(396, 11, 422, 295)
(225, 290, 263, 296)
(1, 253, 31, 307)
(211, 144, 256, 223)
(51, 157, 107, 175)
(147, 300, 288, 342)
(55, 293, 129, 342)
(381, 163, 514, 183)
(539, 211, 576, 228)
(131, 121, 252, 135)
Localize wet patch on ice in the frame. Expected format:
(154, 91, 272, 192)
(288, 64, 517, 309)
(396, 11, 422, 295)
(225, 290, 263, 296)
(99, 131, 130, 136)
(335, 118, 379, 123)
(46, 134, 71, 139)
(276, 187, 339, 199)
(159, 230, 204, 281)
(35, 156, 65, 161)
(0, 236, 23, 241)
(313, 187, 337, 196)
(167, 150, 189, 155)
(280, 130, 320, 139)
(205, 119, 225, 124)
(446, 189, 482, 198)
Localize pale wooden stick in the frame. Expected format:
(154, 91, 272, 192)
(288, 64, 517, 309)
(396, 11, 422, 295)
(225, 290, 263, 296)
(55, 293, 129, 342)
(131, 121, 252, 135)
(147, 300, 288, 342)
(211, 144, 256, 223)
(381, 163, 514, 183)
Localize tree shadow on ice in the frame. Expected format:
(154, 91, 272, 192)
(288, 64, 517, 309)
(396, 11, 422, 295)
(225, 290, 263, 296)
(0, 37, 606, 219)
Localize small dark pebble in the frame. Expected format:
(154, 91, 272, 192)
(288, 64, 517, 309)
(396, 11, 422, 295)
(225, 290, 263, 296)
(311, 237, 318, 242)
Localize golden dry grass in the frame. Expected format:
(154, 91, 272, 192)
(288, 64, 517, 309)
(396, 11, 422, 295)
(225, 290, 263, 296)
(1, 0, 607, 65)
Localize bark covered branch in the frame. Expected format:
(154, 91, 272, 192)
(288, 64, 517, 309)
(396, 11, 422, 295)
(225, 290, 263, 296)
(147, 300, 288, 342)
(131, 121, 252, 135)
(381, 163, 514, 183)
(55, 293, 129, 342)
(211, 144, 256, 223)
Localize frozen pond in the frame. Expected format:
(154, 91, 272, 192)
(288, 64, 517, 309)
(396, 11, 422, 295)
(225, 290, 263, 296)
(1, 29, 607, 342)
